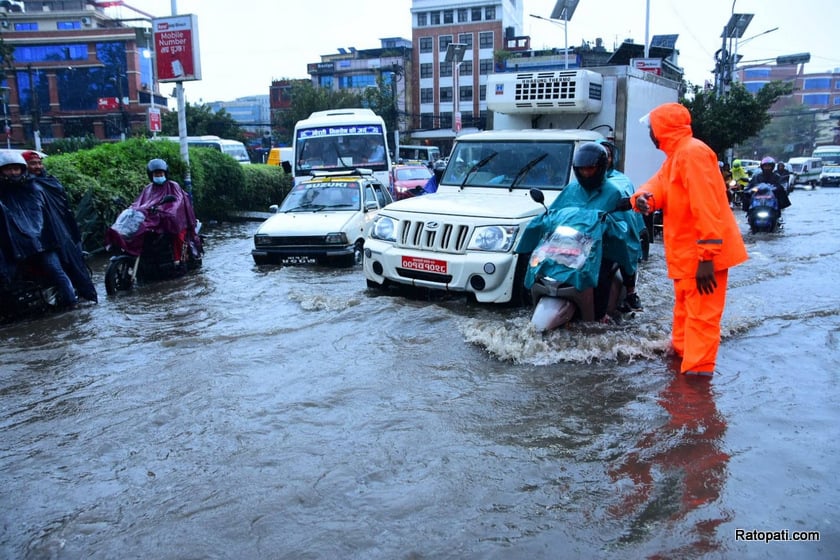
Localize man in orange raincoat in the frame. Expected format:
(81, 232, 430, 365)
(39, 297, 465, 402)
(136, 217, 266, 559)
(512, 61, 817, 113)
(632, 103, 748, 377)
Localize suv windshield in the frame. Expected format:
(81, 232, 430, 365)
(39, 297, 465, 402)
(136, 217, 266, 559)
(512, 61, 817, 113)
(442, 140, 574, 189)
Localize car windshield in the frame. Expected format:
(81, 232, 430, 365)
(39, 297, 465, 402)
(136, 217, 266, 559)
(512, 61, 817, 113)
(279, 182, 361, 212)
(442, 140, 574, 190)
(396, 167, 432, 181)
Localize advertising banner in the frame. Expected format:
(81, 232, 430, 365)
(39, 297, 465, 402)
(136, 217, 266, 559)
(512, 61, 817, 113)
(148, 107, 162, 133)
(153, 14, 202, 82)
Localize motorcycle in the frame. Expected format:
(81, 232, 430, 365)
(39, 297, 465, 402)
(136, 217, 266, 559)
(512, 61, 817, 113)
(745, 182, 781, 233)
(516, 189, 634, 331)
(103, 194, 203, 295)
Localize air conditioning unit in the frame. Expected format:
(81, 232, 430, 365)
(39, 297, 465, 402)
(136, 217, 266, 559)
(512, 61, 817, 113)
(0, 20, 8, 29)
(486, 69, 604, 115)
(81, 16, 92, 26)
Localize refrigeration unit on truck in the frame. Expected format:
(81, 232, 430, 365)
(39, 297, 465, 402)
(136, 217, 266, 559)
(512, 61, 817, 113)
(363, 66, 680, 304)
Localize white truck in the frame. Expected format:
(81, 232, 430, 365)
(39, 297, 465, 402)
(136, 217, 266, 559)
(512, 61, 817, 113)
(363, 65, 680, 304)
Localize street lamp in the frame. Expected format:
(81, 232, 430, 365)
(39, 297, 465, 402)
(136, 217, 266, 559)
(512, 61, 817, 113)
(0, 86, 10, 149)
(717, 12, 753, 95)
(550, 0, 579, 69)
(444, 42, 467, 133)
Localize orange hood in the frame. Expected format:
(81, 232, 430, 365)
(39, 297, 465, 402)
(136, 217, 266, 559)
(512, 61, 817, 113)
(649, 103, 693, 155)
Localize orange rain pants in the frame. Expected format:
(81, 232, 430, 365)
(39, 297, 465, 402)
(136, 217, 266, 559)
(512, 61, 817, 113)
(672, 270, 729, 373)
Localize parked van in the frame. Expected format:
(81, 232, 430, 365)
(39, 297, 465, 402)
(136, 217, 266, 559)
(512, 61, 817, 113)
(397, 144, 441, 167)
(787, 157, 822, 186)
(266, 147, 293, 173)
(156, 135, 251, 164)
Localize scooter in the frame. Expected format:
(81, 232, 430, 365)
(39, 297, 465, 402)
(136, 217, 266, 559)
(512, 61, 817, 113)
(745, 183, 781, 233)
(104, 194, 203, 295)
(516, 189, 633, 331)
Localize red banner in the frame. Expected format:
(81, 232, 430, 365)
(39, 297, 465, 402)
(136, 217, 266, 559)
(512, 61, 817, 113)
(97, 97, 119, 110)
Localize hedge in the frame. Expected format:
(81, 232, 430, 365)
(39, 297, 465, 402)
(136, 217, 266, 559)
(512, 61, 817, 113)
(42, 138, 292, 252)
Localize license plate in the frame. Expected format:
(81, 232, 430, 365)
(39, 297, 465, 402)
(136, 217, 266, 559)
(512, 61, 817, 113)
(401, 256, 447, 274)
(282, 255, 317, 265)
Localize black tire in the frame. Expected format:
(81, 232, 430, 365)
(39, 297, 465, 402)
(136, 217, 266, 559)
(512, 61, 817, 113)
(253, 254, 270, 266)
(508, 253, 532, 308)
(105, 259, 134, 295)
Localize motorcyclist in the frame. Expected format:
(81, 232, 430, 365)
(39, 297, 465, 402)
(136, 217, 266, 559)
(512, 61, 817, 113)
(0, 151, 79, 307)
(775, 161, 792, 192)
(546, 142, 640, 321)
(128, 158, 201, 265)
(423, 159, 447, 194)
(744, 156, 791, 213)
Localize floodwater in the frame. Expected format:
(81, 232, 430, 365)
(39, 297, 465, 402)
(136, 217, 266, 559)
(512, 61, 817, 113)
(1, 188, 838, 559)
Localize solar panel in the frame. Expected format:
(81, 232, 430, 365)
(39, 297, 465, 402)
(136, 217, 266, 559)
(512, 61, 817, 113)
(651, 34, 678, 49)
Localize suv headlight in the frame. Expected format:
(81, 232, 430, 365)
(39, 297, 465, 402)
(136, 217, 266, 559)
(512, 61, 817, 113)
(467, 225, 519, 252)
(371, 215, 397, 242)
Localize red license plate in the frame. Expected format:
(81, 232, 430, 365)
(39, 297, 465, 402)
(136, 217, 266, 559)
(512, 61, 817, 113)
(401, 256, 448, 274)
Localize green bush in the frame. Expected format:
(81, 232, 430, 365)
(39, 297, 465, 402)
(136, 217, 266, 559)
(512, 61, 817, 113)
(43, 139, 292, 252)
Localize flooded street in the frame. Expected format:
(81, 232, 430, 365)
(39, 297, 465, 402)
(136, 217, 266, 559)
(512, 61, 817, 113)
(2, 188, 839, 559)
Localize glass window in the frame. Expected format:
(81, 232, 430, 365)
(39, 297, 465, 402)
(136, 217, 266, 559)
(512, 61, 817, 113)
(803, 94, 830, 106)
(440, 61, 452, 78)
(803, 78, 831, 90)
(834, 96, 840, 106)
(420, 63, 433, 79)
(11, 43, 88, 63)
(745, 82, 767, 94)
(743, 68, 771, 79)
(458, 8, 468, 22)
(15, 69, 50, 116)
(479, 31, 494, 49)
(55, 42, 128, 112)
(444, 10, 453, 24)
(338, 74, 376, 89)
(458, 32, 473, 49)
(57, 21, 81, 30)
(319, 75, 333, 88)
(485, 6, 496, 20)
(430, 11, 441, 25)
(419, 37, 433, 53)
(479, 85, 487, 100)
(479, 59, 494, 74)
(439, 35, 452, 52)
(472, 7, 482, 21)
(14, 22, 38, 31)
(440, 87, 453, 102)
(417, 12, 427, 26)
(460, 61, 473, 76)
(421, 88, 434, 104)
(460, 86, 473, 101)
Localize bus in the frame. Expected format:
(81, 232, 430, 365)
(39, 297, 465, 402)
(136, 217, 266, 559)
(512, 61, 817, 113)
(157, 135, 251, 164)
(292, 108, 391, 187)
(397, 144, 441, 167)
(812, 145, 840, 165)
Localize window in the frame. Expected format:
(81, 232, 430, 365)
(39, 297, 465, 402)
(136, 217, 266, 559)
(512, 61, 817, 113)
(439, 35, 452, 52)
(458, 32, 473, 49)
(479, 85, 487, 101)
(440, 87, 453, 102)
(57, 21, 81, 30)
(803, 78, 831, 90)
(440, 61, 452, 77)
(421, 114, 435, 129)
(443, 9, 453, 24)
(417, 12, 427, 26)
(12, 43, 88, 63)
(419, 37, 433, 53)
(440, 112, 452, 129)
(745, 82, 767, 94)
(430, 11, 441, 25)
(458, 8, 468, 22)
(485, 6, 496, 20)
(834, 96, 840, 106)
(55, 42, 129, 113)
(338, 74, 376, 89)
(472, 7, 482, 21)
(14, 22, 38, 31)
(319, 75, 333, 88)
(420, 63, 433, 79)
(803, 94, 830, 106)
(421, 88, 434, 104)
(743, 68, 771, 79)
(460, 86, 473, 101)
(479, 59, 494, 74)
(461, 111, 473, 126)
(460, 61, 473, 76)
(479, 31, 494, 49)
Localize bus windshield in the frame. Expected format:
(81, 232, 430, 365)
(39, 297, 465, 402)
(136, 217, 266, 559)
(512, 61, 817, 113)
(295, 125, 389, 175)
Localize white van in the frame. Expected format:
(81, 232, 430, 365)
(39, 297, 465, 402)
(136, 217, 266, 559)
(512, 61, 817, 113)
(397, 145, 441, 167)
(787, 157, 822, 187)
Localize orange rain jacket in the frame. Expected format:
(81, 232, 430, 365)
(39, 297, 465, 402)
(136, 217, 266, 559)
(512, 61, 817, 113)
(633, 103, 747, 279)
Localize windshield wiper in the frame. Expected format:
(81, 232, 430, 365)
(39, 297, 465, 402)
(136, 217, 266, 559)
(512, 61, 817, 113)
(459, 151, 498, 190)
(509, 153, 549, 192)
(285, 204, 326, 213)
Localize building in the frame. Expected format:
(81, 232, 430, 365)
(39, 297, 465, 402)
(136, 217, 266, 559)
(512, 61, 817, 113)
(208, 95, 271, 136)
(0, 0, 166, 147)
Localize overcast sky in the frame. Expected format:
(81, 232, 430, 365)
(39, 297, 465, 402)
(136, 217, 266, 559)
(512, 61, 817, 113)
(124, 0, 840, 103)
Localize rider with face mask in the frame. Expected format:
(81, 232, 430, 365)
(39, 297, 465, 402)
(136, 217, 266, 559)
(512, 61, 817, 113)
(744, 156, 791, 213)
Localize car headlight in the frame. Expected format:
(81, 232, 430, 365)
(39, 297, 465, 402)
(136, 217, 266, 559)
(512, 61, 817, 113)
(254, 234, 271, 246)
(467, 225, 519, 252)
(371, 215, 397, 242)
(324, 232, 348, 244)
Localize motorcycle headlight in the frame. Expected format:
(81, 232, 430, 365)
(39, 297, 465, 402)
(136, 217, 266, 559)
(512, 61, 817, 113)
(467, 225, 519, 252)
(371, 215, 397, 242)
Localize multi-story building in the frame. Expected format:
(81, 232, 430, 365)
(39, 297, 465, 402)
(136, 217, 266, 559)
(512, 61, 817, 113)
(0, 0, 166, 146)
(208, 95, 271, 136)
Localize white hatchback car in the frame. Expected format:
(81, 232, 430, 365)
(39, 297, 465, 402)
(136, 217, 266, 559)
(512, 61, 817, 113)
(251, 169, 393, 266)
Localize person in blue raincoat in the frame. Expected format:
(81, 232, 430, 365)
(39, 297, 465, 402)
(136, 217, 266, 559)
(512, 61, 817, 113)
(517, 142, 640, 321)
(598, 139, 644, 311)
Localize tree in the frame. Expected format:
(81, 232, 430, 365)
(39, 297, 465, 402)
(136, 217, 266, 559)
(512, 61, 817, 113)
(275, 81, 363, 145)
(362, 73, 399, 134)
(161, 102, 246, 142)
(681, 80, 793, 158)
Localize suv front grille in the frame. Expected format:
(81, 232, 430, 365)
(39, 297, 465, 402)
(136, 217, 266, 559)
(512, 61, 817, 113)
(397, 219, 470, 253)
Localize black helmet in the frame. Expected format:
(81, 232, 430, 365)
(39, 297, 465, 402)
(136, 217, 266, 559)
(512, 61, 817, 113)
(146, 158, 169, 181)
(572, 142, 608, 190)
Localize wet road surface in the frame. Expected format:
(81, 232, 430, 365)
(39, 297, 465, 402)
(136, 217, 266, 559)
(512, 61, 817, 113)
(1, 187, 838, 559)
